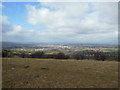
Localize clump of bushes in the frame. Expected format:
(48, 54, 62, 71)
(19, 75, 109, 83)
(2, 49, 13, 57)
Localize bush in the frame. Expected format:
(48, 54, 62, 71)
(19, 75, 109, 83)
(2, 49, 13, 57)
(44, 54, 56, 58)
(55, 52, 66, 59)
(94, 52, 106, 61)
(20, 53, 31, 58)
(100, 53, 106, 61)
(31, 51, 44, 58)
(74, 54, 80, 60)
(94, 52, 101, 60)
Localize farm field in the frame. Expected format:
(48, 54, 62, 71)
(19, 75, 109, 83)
(2, 58, 118, 88)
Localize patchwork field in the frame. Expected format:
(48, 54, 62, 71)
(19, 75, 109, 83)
(2, 58, 118, 88)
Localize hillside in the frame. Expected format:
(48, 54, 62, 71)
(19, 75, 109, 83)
(3, 58, 118, 88)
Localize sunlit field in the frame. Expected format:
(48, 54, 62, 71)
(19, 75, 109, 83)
(2, 58, 118, 88)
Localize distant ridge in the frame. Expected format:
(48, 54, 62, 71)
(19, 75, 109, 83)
(1, 41, 118, 49)
(2, 42, 22, 47)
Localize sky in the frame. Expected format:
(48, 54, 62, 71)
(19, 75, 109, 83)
(1, 2, 118, 44)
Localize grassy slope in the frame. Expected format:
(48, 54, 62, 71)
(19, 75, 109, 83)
(2, 58, 118, 88)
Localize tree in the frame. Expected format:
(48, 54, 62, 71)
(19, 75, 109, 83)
(45, 54, 55, 58)
(2, 50, 9, 57)
(74, 54, 80, 60)
(20, 53, 25, 58)
(65, 55, 70, 59)
(31, 51, 44, 58)
(80, 54, 85, 60)
(55, 52, 66, 59)
(94, 52, 106, 61)
(2, 49, 12, 57)
(94, 52, 101, 60)
(20, 53, 31, 58)
(100, 53, 106, 61)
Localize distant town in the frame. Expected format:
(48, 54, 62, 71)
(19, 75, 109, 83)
(1, 42, 118, 61)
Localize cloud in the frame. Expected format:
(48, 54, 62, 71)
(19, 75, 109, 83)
(25, 2, 118, 44)
(1, 15, 36, 42)
(0, 15, 13, 33)
(2, 2, 118, 44)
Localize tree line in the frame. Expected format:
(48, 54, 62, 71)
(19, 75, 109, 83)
(2, 49, 118, 61)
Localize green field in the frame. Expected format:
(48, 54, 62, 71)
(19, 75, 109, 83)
(2, 58, 118, 88)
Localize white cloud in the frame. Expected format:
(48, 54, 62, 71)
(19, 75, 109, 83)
(0, 15, 13, 33)
(25, 2, 118, 44)
(2, 2, 118, 44)
(1, 15, 37, 42)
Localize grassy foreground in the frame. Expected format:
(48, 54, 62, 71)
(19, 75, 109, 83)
(2, 58, 118, 88)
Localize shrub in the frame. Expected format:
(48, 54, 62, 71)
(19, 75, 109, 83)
(31, 51, 44, 58)
(2, 49, 13, 57)
(55, 52, 66, 59)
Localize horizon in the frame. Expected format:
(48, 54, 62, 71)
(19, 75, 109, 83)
(1, 41, 118, 45)
(1, 2, 118, 44)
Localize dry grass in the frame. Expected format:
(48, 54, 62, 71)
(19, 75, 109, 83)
(2, 58, 118, 88)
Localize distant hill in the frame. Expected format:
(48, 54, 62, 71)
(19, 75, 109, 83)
(2, 42, 31, 48)
(1, 42, 118, 49)
(2, 42, 19, 47)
